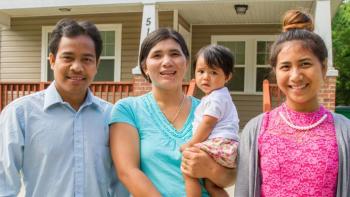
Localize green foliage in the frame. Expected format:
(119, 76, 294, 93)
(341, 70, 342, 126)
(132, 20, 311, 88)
(332, 1, 350, 105)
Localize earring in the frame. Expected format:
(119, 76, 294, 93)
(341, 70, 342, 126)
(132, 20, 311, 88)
(146, 74, 151, 82)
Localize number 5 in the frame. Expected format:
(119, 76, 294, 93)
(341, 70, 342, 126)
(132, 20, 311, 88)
(146, 17, 151, 26)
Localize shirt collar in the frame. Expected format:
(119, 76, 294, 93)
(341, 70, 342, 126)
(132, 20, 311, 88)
(43, 81, 103, 112)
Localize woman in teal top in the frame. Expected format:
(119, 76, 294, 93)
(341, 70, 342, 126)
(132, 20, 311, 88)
(109, 28, 235, 197)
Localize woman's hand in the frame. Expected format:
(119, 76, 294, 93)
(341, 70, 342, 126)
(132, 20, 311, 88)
(181, 146, 236, 187)
(180, 141, 195, 152)
(181, 146, 214, 178)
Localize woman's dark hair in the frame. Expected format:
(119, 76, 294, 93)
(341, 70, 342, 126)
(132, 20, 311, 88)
(49, 18, 102, 61)
(269, 10, 328, 69)
(193, 44, 234, 78)
(139, 28, 190, 82)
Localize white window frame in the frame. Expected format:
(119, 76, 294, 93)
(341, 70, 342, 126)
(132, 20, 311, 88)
(41, 24, 122, 82)
(254, 37, 277, 94)
(178, 24, 192, 81)
(212, 35, 277, 95)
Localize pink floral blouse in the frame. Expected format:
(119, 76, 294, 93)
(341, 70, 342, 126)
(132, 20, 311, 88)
(258, 104, 338, 196)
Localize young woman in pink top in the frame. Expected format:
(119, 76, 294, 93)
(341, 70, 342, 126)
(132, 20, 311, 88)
(235, 10, 350, 197)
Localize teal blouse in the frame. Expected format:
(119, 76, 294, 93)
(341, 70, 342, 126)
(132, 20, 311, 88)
(110, 92, 209, 197)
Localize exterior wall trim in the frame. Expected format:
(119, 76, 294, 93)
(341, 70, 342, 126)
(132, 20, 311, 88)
(315, 0, 338, 77)
(0, 12, 10, 28)
(133, 3, 158, 75)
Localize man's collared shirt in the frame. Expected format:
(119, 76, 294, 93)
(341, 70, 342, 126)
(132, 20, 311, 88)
(0, 82, 128, 197)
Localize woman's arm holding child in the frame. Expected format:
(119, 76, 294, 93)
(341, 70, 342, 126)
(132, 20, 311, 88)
(180, 115, 218, 151)
(181, 147, 236, 187)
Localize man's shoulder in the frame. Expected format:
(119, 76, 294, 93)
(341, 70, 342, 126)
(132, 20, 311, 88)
(91, 95, 113, 112)
(3, 91, 44, 111)
(0, 91, 45, 122)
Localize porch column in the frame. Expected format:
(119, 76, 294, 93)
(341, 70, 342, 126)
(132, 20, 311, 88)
(132, 2, 158, 96)
(314, 0, 338, 111)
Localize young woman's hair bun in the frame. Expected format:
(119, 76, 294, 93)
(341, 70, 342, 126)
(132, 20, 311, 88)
(282, 9, 314, 32)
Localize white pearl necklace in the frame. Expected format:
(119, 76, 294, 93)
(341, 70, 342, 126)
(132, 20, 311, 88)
(279, 111, 328, 131)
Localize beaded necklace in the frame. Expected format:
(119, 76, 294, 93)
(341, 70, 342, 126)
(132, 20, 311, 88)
(279, 103, 327, 131)
(278, 103, 327, 143)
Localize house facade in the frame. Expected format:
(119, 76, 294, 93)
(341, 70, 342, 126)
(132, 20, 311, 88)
(0, 0, 341, 127)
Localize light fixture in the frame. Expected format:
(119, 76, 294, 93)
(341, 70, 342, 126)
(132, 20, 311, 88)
(234, 4, 248, 15)
(58, 8, 71, 12)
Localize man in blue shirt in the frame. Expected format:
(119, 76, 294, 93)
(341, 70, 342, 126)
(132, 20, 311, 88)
(0, 18, 128, 197)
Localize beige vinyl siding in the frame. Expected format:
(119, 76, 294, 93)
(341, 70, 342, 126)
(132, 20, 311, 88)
(159, 11, 174, 28)
(233, 95, 263, 129)
(192, 24, 280, 128)
(193, 92, 263, 129)
(0, 11, 174, 82)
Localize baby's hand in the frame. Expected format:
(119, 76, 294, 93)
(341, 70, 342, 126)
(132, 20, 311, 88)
(180, 142, 192, 152)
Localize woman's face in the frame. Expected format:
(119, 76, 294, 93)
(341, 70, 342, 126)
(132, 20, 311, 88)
(275, 40, 326, 112)
(143, 38, 188, 90)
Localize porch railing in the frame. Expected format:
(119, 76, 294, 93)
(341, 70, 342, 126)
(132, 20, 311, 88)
(0, 80, 194, 112)
(0, 81, 134, 112)
(262, 79, 284, 112)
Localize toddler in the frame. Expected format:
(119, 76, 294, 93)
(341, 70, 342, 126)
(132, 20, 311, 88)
(181, 44, 239, 197)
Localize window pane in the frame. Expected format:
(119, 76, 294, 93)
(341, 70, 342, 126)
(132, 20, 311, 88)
(257, 41, 265, 53)
(236, 54, 245, 66)
(106, 31, 115, 43)
(47, 60, 54, 81)
(105, 44, 115, 56)
(95, 59, 114, 81)
(100, 31, 115, 57)
(217, 41, 245, 65)
(256, 41, 273, 65)
(227, 67, 244, 91)
(256, 67, 272, 92)
(257, 54, 267, 65)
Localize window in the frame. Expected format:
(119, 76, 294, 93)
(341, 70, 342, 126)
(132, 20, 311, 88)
(256, 41, 273, 92)
(212, 35, 276, 94)
(41, 24, 122, 81)
(217, 41, 245, 92)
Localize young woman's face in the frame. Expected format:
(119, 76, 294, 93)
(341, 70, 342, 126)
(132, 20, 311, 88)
(275, 40, 326, 112)
(143, 38, 188, 90)
(195, 55, 231, 95)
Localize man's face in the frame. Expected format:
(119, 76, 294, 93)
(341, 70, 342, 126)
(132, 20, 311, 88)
(49, 35, 98, 101)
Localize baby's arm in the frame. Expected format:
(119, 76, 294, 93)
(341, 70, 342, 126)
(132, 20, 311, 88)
(180, 115, 217, 151)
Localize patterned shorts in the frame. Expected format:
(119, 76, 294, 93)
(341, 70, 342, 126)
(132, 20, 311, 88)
(195, 138, 239, 168)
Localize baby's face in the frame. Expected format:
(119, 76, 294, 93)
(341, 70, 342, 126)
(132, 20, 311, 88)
(195, 56, 231, 95)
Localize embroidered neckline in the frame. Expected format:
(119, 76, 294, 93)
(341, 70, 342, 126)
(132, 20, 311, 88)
(145, 93, 193, 139)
